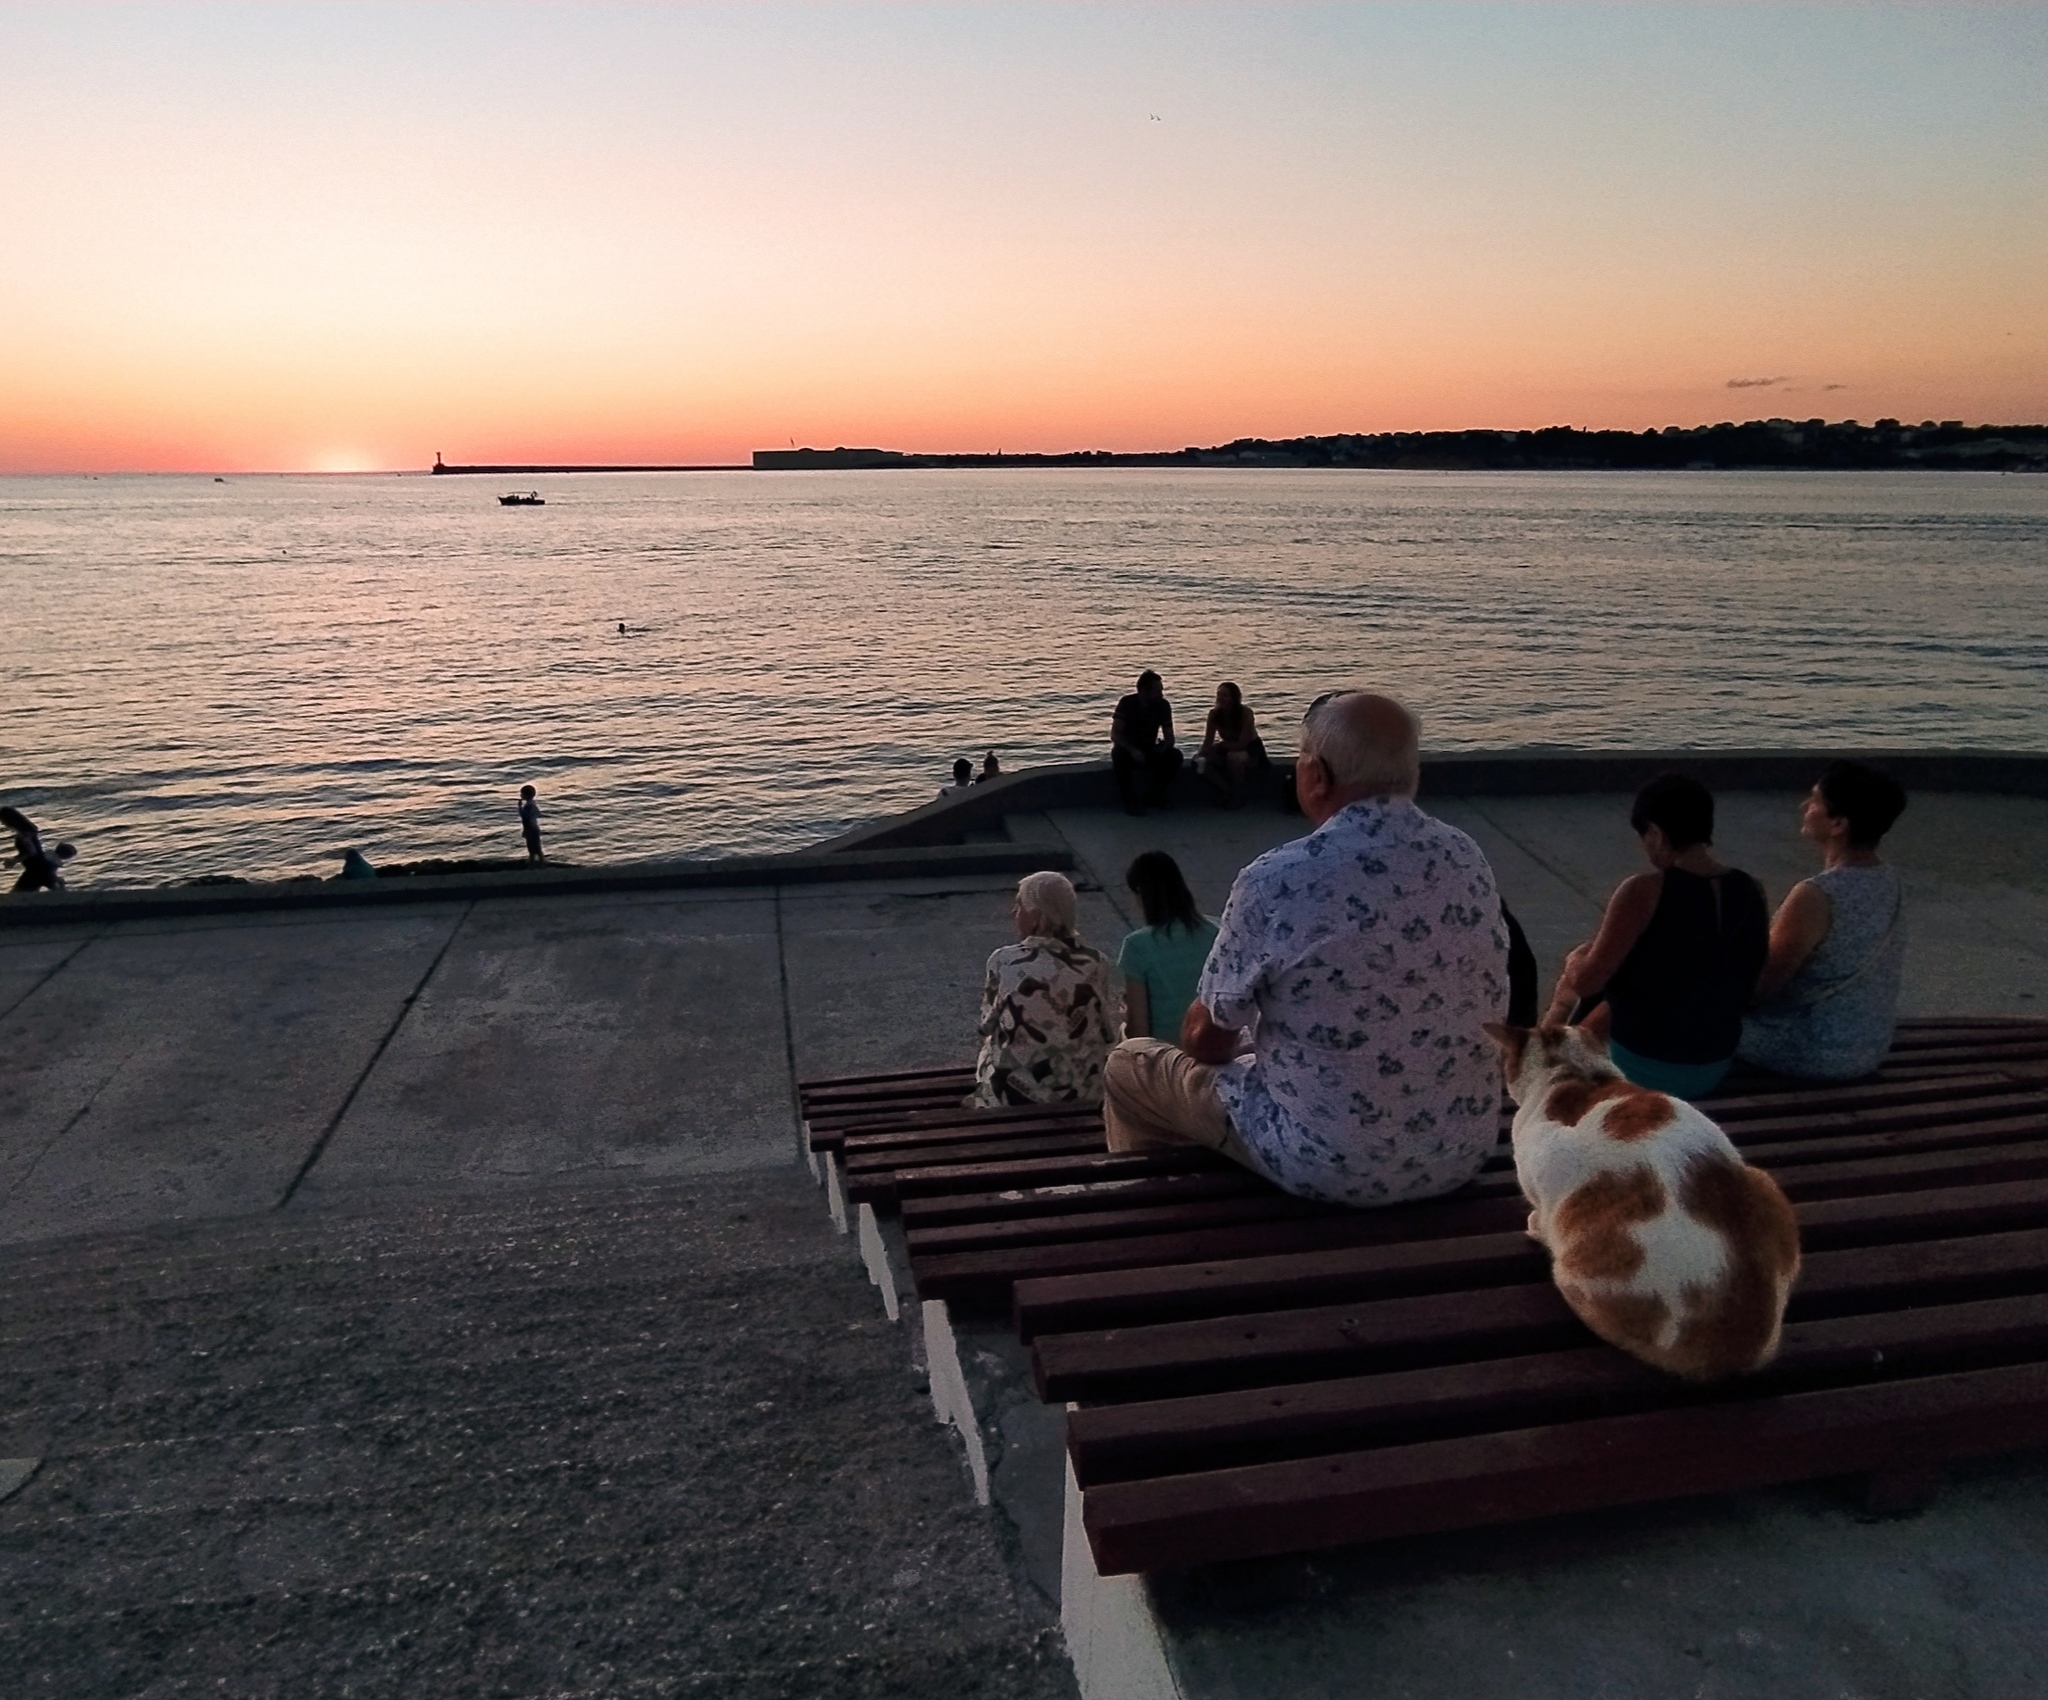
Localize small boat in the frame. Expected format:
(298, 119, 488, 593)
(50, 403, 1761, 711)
(499, 491, 545, 506)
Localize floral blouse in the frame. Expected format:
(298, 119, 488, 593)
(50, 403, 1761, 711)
(1198, 796, 1510, 1205)
(974, 933, 1118, 1107)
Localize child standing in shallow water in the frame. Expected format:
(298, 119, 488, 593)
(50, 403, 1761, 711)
(518, 786, 544, 864)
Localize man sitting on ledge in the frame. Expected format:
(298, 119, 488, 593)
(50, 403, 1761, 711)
(1102, 691, 1511, 1206)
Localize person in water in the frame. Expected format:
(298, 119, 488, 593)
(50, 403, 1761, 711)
(518, 785, 545, 864)
(1544, 773, 1769, 1097)
(2, 806, 73, 894)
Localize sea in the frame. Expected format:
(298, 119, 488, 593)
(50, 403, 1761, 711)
(2, 468, 2045, 889)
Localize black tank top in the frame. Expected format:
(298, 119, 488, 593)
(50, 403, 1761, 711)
(1606, 866, 1769, 1064)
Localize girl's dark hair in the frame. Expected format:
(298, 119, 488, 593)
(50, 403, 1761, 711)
(1629, 773, 1715, 850)
(1126, 851, 1201, 932)
(1214, 681, 1245, 739)
(1817, 760, 1907, 849)
(0, 806, 32, 834)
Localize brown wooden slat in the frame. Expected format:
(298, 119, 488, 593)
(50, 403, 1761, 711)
(840, 1119, 1101, 1160)
(1079, 1361, 2048, 1574)
(888, 1148, 1238, 1200)
(1717, 1090, 2048, 1146)
(914, 1137, 2048, 1266)
(794, 1073, 970, 1097)
(801, 1076, 973, 1109)
(914, 1200, 1538, 1306)
(911, 1137, 2048, 1306)
(1738, 1112, 2048, 1170)
(1767, 1138, 2048, 1200)
(1033, 1227, 2048, 1402)
(1706, 1071, 2042, 1123)
(908, 1191, 1344, 1259)
(1013, 1178, 2048, 1340)
(815, 1099, 1092, 1134)
(814, 1102, 1099, 1141)
(1067, 1292, 2048, 1487)
(844, 1133, 1106, 1179)
(843, 1137, 1126, 1203)
(812, 1114, 1099, 1156)
(898, 1168, 1275, 1229)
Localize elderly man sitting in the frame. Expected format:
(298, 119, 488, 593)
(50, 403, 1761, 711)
(1101, 691, 1511, 1206)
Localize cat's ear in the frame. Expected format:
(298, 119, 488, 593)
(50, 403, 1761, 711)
(1483, 1021, 1529, 1072)
(1573, 1003, 1614, 1048)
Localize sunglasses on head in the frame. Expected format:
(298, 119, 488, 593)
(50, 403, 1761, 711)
(1304, 689, 1361, 719)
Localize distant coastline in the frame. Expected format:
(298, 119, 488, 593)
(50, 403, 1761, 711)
(430, 419, 2048, 478)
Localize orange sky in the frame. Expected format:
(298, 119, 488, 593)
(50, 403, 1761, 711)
(2, 3, 2043, 473)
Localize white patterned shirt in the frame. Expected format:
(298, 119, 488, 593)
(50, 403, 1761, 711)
(1198, 796, 1510, 1205)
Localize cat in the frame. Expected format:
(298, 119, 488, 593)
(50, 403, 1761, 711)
(1484, 1016, 1801, 1383)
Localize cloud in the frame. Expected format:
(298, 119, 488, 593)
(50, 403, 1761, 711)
(1822, 383, 1849, 391)
(1726, 375, 1787, 389)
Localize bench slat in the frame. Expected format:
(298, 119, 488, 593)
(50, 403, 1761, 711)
(1068, 1291, 2048, 1487)
(1014, 1177, 2048, 1339)
(1079, 1361, 2048, 1573)
(1034, 1226, 2048, 1401)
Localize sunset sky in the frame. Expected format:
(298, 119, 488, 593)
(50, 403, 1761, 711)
(2, 2, 2044, 473)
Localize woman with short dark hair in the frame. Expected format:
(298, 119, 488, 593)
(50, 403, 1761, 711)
(1543, 773, 1769, 1096)
(1738, 761, 1908, 1080)
(1116, 852, 1220, 1039)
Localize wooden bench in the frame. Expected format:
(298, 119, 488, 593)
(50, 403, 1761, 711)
(799, 1018, 2048, 1575)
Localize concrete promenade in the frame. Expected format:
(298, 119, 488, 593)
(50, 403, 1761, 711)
(4, 786, 2048, 1696)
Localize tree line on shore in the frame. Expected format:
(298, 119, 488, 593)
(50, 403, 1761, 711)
(877, 418, 2047, 473)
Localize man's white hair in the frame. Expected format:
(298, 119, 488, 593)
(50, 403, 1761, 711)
(1301, 692, 1421, 796)
(1016, 870, 1079, 937)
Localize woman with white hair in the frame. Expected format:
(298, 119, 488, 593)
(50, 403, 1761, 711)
(973, 870, 1118, 1107)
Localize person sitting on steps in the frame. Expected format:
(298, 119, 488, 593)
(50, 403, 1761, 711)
(1739, 761, 1909, 1080)
(1116, 852, 1220, 1041)
(1544, 773, 1769, 1098)
(973, 871, 1118, 1107)
(1100, 691, 1511, 1206)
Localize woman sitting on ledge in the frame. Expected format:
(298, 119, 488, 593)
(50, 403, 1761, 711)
(1739, 761, 1908, 1081)
(973, 871, 1118, 1107)
(1544, 773, 1769, 1097)
(1196, 682, 1267, 809)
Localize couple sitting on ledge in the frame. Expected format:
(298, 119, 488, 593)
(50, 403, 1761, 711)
(1112, 671, 1269, 814)
(973, 689, 1908, 1209)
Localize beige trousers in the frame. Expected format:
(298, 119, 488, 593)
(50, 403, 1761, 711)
(1101, 1037, 1267, 1174)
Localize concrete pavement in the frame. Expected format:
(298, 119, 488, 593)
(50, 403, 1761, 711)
(4, 790, 2047, 1698)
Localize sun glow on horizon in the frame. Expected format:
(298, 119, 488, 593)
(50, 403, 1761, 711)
(2, 3, 2043, 474)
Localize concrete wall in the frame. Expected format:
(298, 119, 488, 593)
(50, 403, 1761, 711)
(820, 750, 2048, 854)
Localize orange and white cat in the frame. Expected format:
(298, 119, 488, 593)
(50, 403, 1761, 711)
(1485, 1017, 1801, 1382)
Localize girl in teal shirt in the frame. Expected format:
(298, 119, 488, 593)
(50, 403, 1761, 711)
(1116, 852, 1220, 1040)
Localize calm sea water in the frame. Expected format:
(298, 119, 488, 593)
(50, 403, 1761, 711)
(3, 468, 2045, 888)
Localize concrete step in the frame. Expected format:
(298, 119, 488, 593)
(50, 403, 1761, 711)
(0, 1168, 1076, 1700)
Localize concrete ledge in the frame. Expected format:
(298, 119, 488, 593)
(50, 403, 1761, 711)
(819, 749, 2048, 853)
(0, 840, 1074, 930)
